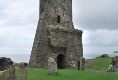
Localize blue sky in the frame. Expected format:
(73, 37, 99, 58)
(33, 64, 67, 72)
(0, 0, 118, 59)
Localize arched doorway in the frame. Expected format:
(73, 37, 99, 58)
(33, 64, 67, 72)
(57, 54, 66, 69)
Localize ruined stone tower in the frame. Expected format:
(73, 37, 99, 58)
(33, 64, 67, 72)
(29, 0, 83, 69)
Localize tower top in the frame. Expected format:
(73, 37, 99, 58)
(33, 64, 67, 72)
(39, 0, 73, 29)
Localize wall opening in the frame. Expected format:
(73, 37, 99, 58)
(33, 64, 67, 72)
(78, 61, 80, 70)
(57, 15, 60, 23)
(57, 54, 66, 69)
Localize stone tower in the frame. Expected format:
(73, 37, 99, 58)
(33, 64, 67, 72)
(29, 0, 83, 69)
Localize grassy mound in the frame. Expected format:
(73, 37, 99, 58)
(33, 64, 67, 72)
(86, 57, 114, 69)
(15, 68, 118, 80)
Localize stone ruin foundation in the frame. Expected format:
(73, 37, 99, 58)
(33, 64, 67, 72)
(18, 63, 27, 80)
(0, 57, 15, 80)
(78, 57, 85, 70)
(29, 0, 83, 69)
(116, 56, 118, 68)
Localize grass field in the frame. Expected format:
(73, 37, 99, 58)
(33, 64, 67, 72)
(86, 57, 116, 69)
(15, 57, 118, 80)
(15, 68, 118, 80)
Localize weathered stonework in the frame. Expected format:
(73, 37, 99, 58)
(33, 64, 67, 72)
(116, 56, 118, 68)
(18, 63, 27, 80)
(79, 57, 85, 70)
(0, 58, 15, 80)
(0, 68, 15, 80)
(48, 57, 58, 75)
(29, 0, 83, 69)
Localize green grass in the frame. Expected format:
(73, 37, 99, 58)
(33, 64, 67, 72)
(87, 57, 113, 69)
(15, 68, 118, 80)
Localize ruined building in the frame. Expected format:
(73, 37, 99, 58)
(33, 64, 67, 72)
(29, 0, 83, 69)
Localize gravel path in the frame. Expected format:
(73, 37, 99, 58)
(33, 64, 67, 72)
(86, 69, 118, 74)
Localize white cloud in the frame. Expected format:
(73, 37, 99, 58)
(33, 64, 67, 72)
(73, 0, 118, 58)
(0, 0, 117, 60)
(82, 29, 118, 58)
(0, 0, 39, 54)
(83, 30, 118, 46)
(73, 0, 118, 30)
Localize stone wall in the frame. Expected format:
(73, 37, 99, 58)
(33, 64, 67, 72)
(29, 0, 83, 69)
(116, 56, 118, 68)
(48, 27, 83, 64)
(0, 68, 15, 80)
(18, 63, 27, 80)
(30, 26, 83, 68)
(79, 57, 85, 70)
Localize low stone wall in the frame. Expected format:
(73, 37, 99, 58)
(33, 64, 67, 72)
(0, 68, 15, 80)
(116, 56, 118, 68)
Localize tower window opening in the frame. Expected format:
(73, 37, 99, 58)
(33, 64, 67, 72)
(57, 15, 60, 23)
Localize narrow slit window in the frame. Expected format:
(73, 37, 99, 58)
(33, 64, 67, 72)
(57, 16, 60, 23)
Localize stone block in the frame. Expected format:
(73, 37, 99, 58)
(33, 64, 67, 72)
(18, 63, 27, 80)
(48, 57, 58, 75)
